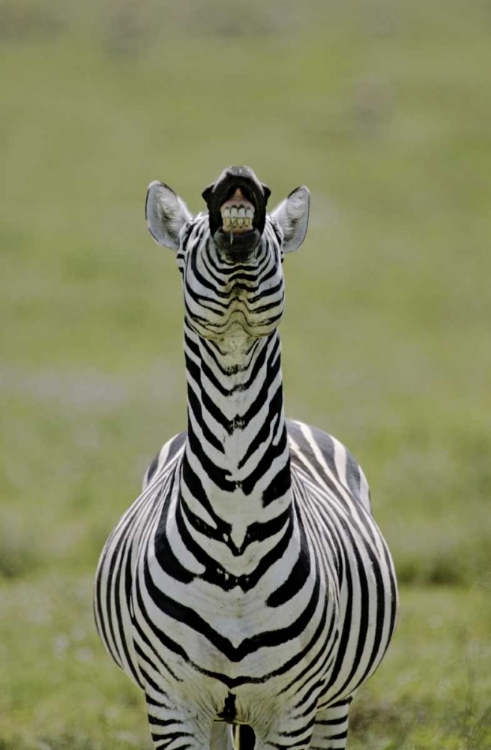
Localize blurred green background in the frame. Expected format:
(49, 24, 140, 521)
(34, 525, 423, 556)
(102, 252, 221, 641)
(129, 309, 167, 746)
(1, 1, 490, 748)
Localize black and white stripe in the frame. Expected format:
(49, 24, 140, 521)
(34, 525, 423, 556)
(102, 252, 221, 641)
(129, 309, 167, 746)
(94, 167, 398, 750)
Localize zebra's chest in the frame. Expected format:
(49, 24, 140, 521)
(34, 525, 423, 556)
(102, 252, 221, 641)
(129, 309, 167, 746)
(143, 554, 317, 647)
(136, 525, 331, 686)
(127, 460, 341, 695)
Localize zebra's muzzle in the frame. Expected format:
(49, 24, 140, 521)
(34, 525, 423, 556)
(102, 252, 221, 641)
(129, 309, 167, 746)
(217, 191, 258, 256)
(202, 166, 271, 257)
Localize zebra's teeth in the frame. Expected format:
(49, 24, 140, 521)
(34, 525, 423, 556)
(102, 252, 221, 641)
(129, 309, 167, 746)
(220, 204, 255, 234)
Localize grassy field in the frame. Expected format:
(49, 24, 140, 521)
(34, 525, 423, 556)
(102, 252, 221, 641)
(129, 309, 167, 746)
(1, 1, 490, 747)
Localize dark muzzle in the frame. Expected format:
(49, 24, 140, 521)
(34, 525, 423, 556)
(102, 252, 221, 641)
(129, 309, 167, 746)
(202, 166, 271, 258)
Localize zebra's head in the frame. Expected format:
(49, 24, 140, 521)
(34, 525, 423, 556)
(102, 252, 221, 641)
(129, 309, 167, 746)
(145, 166, 310, 339)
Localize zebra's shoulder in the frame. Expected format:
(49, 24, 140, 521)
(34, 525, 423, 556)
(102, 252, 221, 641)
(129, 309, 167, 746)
(286, 419, 371, 513)
(142, 431, 187, 490)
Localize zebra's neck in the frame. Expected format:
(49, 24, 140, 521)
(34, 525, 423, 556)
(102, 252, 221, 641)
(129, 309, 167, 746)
(181, 323, 291, 528)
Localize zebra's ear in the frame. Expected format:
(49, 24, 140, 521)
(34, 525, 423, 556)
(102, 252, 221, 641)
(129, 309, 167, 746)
(271, 186, 310, 253)
(145, 181, 193, 251)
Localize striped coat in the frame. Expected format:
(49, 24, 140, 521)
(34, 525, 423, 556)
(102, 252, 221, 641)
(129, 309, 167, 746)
(94, 166, 398, 750)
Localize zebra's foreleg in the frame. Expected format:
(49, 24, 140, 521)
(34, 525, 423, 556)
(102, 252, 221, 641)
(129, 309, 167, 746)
(211, 722, 234, 750)
(309, 700, 351, 750)
(145, 692, 215, 750)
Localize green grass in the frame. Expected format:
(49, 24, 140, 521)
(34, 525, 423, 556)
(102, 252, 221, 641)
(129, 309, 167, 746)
(1, 580, 490, 749)
(1, 0, 491, 746)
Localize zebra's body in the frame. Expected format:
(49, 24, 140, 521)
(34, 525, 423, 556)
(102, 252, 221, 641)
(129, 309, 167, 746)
(94, 167, 398, 750)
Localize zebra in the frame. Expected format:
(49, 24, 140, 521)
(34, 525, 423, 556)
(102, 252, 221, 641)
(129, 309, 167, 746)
(94, 165, 398, 750)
